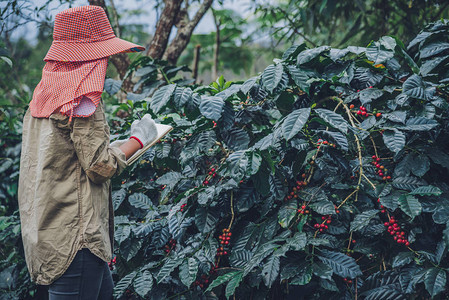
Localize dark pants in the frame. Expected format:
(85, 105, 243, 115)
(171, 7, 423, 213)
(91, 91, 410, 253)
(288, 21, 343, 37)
(48, 248, 113, 300)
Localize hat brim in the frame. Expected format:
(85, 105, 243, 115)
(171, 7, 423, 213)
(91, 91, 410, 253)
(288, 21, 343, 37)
(44, 36, 145, 62)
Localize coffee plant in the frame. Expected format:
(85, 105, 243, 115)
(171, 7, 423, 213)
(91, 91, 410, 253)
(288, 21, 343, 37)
(106, 20, 449, 299)
(0, 92, 35, 299)
(1, 20, 449, 300)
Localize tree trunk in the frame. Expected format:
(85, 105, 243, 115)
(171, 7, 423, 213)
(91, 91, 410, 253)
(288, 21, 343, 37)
(192, 44, 201, 83)
(147, 0, 183, 59)
(163, 0, 213, 65)
(212, 9, 220, 80)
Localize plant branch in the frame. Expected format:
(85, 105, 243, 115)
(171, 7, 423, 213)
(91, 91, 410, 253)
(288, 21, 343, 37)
(276, 7, 317, 47)
(108, 0, 121, 37)
(228, 191, 235, 229)
(163, 0, 214, 65)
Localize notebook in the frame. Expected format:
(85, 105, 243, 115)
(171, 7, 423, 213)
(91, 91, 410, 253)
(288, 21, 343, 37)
(127, 123, 173, 165)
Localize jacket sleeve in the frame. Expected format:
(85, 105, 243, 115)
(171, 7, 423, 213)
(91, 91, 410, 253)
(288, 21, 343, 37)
(70, 107, 128, 184)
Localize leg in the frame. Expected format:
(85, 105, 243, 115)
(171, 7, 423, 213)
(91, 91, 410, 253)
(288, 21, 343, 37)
(48, 250, 83, 300)
(49, 248, 107, 300)
(97, 260, 114, 299)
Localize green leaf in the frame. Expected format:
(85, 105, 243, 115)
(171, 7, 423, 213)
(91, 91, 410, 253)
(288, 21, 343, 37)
(282, 44, 307, 60)
(226, 150, 249, 180)
(426, 148, 449, 170)
(317, 249, 362, 279)
(150, 84, 176, 113)
(410, 185, 442, 196)
(179, 257, 198, 288)
(180, 130, 216, 163)
(402, 75, 427, 100)
(115, 225, 131, 245)
(392, 252, 414, 268)
(240, 77, 258, 94)
(281, 108, 311, 140)
(312, 261, 333, 280)
(262, 64, 284, 93)
(408, 31, 431, 50)
(128, 193, 154, 210)
(315, 108, 349, 134)
(173, 87, 193, 108)
(120, 238, 143, 262)
(287, 65, 311, 93)
(156, 171, 183, 186)
(360, 270, 405, 299)
(424, 268, 447, 297)
(309, 200, 335, 215)
(398, 47, 420, 74)
(229, 249, 252, 268)
(206, 271, 241, 291)
(243, 152, 258, 176)
(432, 207, 449, 224)
(154, 143, 171, 159)
(104, 78, 122, 95)
(379, 191, 400, 210)
(290, 264, 312, 285)
(320, 278, 339, 292)
(223, 128, 250, 151)
(225, 271, 244, 298)
(420, 42, 449, 59)
(244, 243, 278, 276)
(392, 176, 426, 191)
(156, 257, 183, 283)
(350, 209, 378, 232)
(112, 189, 127, 211)
(134, 65, 156, 77)
(113, 271, 137, 298)
(359, 88, 384, 105)
(366, 39, 395, 64)
(199, 96, 224, 121)
(383, 111, 407, 124)
(402, 117, 438, 131)
(420, 55, 449, 76)
(233, 222, 259, 251)
(410, 155, 430, 177)
(443, 223, 449, 248)
(262, 254, 280, 287)
(195, 207, 218, 233)
(361, 284, 406, 300)
(398, 195, 422, 219)
(287, 232, 307, 251)
(320, 130, 349, 151)
(133, 270, 153, 298)
(296, 46, 330, 65)
(382, 129, 406, 153)
(1, 56, 12, 67)
(278, 200, 297, 228)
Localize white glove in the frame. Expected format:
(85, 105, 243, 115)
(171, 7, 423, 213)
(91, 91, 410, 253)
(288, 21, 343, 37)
(130, 114, 157, 148)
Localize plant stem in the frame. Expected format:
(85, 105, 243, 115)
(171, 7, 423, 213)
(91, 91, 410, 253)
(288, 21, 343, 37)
(228, 191, 235, 230)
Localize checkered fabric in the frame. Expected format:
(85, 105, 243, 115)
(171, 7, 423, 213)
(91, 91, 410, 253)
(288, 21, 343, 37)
(30, 58, 108, 119)
(30, 5, 145, 119)
(44, 5, 144, 62)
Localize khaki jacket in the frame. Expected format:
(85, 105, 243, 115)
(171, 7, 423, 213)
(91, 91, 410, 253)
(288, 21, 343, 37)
(18, 103, 127, 285)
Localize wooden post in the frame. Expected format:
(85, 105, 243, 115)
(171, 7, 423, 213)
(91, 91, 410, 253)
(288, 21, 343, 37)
(192, 44, 201, 84)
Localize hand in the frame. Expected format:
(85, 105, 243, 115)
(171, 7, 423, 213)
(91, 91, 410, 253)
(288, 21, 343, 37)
(130, 114, 157, 148)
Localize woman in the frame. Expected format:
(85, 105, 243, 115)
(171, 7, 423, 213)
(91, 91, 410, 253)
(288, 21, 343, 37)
(18, 5, 155, 299)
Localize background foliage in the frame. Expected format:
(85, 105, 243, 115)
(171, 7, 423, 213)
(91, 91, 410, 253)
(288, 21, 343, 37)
(1, 0, 449, 299)
(104, 19, 449, 300)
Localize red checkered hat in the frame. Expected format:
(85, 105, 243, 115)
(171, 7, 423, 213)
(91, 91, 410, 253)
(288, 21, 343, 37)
(44, 5, 145, 62)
